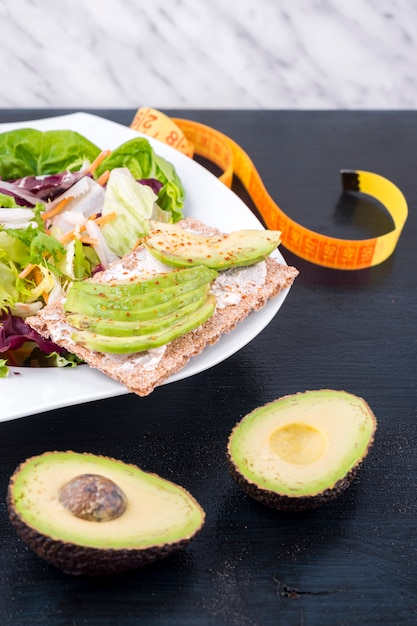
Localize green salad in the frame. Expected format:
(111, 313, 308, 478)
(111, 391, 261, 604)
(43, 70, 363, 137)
(0, 127, 185, 374)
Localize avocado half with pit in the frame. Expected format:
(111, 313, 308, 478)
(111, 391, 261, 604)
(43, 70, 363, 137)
(227, 389, 377, 511)
(7, 451, 205, 575)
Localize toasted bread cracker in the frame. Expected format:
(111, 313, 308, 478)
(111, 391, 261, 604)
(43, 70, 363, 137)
(26, 219, 298, 396)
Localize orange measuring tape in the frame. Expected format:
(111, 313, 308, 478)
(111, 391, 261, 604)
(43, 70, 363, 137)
(131, 107, 408, 271)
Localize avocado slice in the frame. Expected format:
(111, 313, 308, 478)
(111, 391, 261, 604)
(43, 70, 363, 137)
(7, 451, 205, 575)
(64, 266, 217, 320)
(67, 284, 211, 323)
(143, 221, 281, 270)
(68, 265, 217, 298)
(66, 286, 210, 336)
(70, 294, 216, 353)
(227, 389, 377, 511)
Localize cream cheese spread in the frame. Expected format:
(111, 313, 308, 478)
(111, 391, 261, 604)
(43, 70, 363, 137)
(49, 244, 267, 373)
(211, 261, 267, 309)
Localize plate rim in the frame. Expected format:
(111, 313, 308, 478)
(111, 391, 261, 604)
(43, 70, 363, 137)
(0, 112, 293, 422)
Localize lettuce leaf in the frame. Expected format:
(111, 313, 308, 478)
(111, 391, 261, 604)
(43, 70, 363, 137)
(22, 348, 83, 368)
(94, 137, 185, 221)
(72, 238, 100, 280)
(0, 258, 19, 311)
(99, 168, 156, 257)
(3, 205, 65, 268)
(0, 213, 66, 310)
(0, 128, 101, 179)
(0, 359, 8, 377)
(0, 230, 30, 265)
(0, 192, 24, 208)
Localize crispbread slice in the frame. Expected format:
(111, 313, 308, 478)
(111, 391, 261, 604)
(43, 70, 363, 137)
(26, 220, 298, 396)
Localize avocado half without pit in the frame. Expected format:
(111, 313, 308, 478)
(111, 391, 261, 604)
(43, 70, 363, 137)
(227, 390, 377, 511)
(7, 451, 205, 575)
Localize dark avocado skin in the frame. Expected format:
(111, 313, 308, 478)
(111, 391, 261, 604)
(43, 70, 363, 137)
(6, 453, 205, 576)
(226, 455, 363, 512)
(7, 495, 188, 575)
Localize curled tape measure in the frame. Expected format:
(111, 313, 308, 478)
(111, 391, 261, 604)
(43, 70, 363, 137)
(131, 107, 408, 270)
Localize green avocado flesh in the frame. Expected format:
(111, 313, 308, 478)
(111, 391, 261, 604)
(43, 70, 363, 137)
(71, 294, 216, 353)
(64, 265, 217, 353)
(7, 452, 205, 575)
(67, 265, 216, 298)
(64, 266, 217, 319)
(66, 287, 209, 336)
(227, 390, 377, 510)
(143, 221, 281, 270)
(68, 284, 210, 323)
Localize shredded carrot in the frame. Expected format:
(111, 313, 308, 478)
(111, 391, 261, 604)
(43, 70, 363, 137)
(96, 170, 110, 186)
(18, 263, 36, 280)
(88, 150, 111, 174)
(19, 211, 119, 278)
(79, 236, 99, 246)
(93, 211, 117, 226)
(59, 223, 93, 245)
(29, 266, 49, 302)
(58, 212, 117, 245)
(17, 263, 48, 305)
(33, 266, 43, 285)
(59, 224, 87, 244)
(41, 195, 72, 221)
(59, 230, 76, 245)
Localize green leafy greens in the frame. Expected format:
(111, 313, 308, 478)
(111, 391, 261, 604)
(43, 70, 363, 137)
(0, 128, 101, 178)
(0, 125, 186, 367)
(0, 358, 8, 377)
(95, 137, 185, 221)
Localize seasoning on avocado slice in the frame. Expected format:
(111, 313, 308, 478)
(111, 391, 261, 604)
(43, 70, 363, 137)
(63, 265, 217, 353)
(66, 265, 217, 298)
(143, 221, 282, 270)
(70, 294, 216, 353)
(227, 389, 377, 511)
(64, 265, 218, 320)
(7, 451, 205, 575)
(66, 286, 210, 337)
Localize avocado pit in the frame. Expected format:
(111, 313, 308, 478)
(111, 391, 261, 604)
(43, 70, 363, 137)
(7, 451, 205, 575)
(59, 473, 127, 522)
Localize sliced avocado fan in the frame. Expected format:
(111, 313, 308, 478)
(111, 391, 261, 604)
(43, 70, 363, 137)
(63, 265, 217, 354)
(227, 389, 377, 511)
(7, 451, 205, 575)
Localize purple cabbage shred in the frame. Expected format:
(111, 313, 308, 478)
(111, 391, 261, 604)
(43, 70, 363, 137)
(0, 312, 64, 354)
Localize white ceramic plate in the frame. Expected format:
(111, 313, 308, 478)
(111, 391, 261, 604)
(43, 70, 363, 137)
(0, 113, 293, 422)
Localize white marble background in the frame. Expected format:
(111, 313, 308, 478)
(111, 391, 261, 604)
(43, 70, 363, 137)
(0, 0, 416, 110)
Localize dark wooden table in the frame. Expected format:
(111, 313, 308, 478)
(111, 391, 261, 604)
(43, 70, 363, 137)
(0, 109, 416, 626)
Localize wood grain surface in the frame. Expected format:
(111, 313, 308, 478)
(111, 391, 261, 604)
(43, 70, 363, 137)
(0, 109, 416, 626)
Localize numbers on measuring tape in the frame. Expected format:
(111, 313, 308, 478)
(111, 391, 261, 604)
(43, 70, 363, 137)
(165, 130, 179, 146)
(141, 113, 158, 131)
(131, 107, 193, 154)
